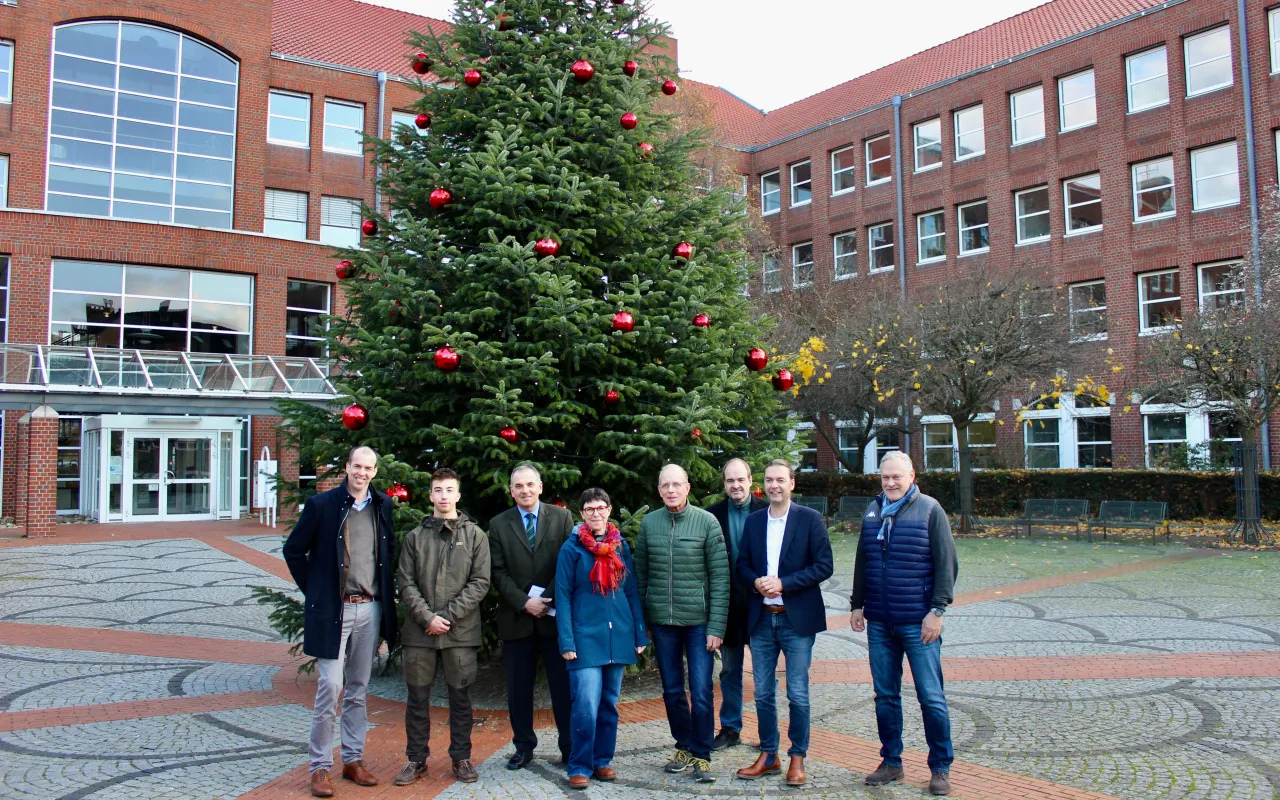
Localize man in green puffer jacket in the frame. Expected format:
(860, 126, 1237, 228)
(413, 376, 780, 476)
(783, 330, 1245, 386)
(635, 463, 730, 784)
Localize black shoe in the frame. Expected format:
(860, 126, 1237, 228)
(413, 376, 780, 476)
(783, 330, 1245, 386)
(711, 728, 740, 751)
(560, 751, 570, 766)
(690, 757, 717, 783)
(865, 761, 905, 785)
(506, 750, 535, 770)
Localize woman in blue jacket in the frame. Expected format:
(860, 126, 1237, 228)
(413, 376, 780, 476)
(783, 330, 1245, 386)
(555, 487, 649, 789)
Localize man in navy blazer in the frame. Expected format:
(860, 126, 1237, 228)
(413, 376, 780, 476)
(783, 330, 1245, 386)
(734, 459, 833, 787)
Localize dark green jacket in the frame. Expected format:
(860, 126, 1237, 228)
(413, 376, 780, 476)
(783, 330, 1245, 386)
(397, 512, 491, 649)
(488, 503, 574, 641)
(634, 503, 729, 638)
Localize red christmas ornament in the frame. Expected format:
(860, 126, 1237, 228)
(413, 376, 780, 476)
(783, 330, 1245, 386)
(433, 345, 460, 371)
(386, 483, 410, 504)
(411, 53, 431, 75)
(495, 12, 512, 31)
(336, 260, 354, 279)
(638, 141, 654, 157)
(623, 60, 638, 77)
(612, 0, 626, 4)
(361, 219, 377, 236)
(534, 238, 560, 257)
(499, 426, 519, 443)
(429, 187, 453, 210)
(611, 311, 635, 332)
(661, 79, 678, 96)
(692, 313, 710, 328)
(571, 60, 595, 83)
(691, 428, 702, 439)
(553, 499, 567, 508)
(464, 69, 482, 87)
(604, 389, 620, 406)
(620, 112, 638, 130)
(772, 369, 794, 391)
(414, 112, 431, 129)
(752, 485, 764, 499)
(744, 348, 768, 371)
(342, 403, 370, 431)
(672, 241, 694, 259)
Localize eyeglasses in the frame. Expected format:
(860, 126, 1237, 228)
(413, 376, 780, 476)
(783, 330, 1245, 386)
(658, 483, 686, 491)
(582, 506, 611, 515)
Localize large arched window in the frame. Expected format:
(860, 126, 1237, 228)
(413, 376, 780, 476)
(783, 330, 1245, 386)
(46, 21, 238, 228)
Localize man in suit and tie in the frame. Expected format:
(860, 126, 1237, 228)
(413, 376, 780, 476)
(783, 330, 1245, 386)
(489, 462, 575, 769)
(706, 458, 768, 751)
(734, 459, 834, 787)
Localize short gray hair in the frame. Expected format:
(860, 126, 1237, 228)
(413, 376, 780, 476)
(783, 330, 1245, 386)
(879, 450, 914, 471)
(658, 463, 689, 484)
(509, 462, 541, 483)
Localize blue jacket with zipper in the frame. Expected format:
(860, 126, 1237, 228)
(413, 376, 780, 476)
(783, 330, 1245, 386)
(850, 490, 958, 624)
(555, 533, 648, 670)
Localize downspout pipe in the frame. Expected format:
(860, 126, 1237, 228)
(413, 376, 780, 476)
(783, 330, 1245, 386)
(1235, 1, 1271, 469)
(892, 94, 911, 458)
(375, 71, 387, 214)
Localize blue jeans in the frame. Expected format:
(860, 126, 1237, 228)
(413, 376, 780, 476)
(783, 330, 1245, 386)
(650, 624, 714, 760)
(866, 620, 953, 772)
(566, 665, 624, 778)
(718, 643, 745, 733)
(749, 611, 816, 757)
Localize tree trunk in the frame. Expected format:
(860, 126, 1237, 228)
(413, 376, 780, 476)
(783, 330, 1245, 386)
(809, 414, 860, 474)
(1233, 426, 1267, 545)
(955, 421, 976, 533)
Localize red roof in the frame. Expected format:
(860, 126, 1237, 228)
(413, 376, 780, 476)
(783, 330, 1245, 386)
(270, 0, 451, 80)
(683, 80, 767, 148)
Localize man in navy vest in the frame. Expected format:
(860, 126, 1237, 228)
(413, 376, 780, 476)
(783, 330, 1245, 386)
(850, 451, 958, 797)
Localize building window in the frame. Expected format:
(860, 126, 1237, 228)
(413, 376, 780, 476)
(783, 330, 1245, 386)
(1138, 269, 1181, 333)
(760, 170, 780, 215)
(831, 145, 856, 195)
(923, 418, 995, 470)
(866, 134, 892, 185)
(1063, 173, 1102, 235)
(954, 104, 984, 160)
(1010, 86, 1045, 145)
(320, 196, 362, 247)
(264, 189, 308, 240)
(1025, 418, 1060, 468)
(913, 118, 942, 171)
(1023, 393, 1112, 469)
(1058, 70, 1097, 131)
(0, 256, 8, 342)
(916, 210, 945, 264)
(1145, 413, 1187, 468)
(1208, 412, 1242, 467)
(1198, 260, 1245, 310)
(1184, 27, 1233, 97)
(792, 241, 814, 287)
(790, 424, 817, 472)
(286, 280, 330, 358)
(874, 429, 902, 470)
(323, 99, 364, 154)
(1190, 141, 1240, 210)
(58, 417, 84, 513)
(1272, 8, 1280, 74)
(869, 223, 894, 272)
(1132, 156, 1175, 220)
(789, 160, 812, 207)
(1142, 404, 1241, 469)
(762, 253, 781, 293)
(1015, 186, 1050, 244)
(838, 427, 859, 472)
(833, 231, 857, 279)
(268, 90, 310, 147)
(0, 154, 8, 207)
(1076, 413, 1114, 469)
(1068, 280, 1107, 341)
(49, 260, 253, 353)
(46, 21, 239, 228)
(958, 200, 989, 255)
(1127, 47, 1170, 112)
(924, 422, 955, 470)
(0, 40, 11, 103)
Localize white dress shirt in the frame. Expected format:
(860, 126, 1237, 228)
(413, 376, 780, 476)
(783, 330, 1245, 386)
(763, 503, 789, 606)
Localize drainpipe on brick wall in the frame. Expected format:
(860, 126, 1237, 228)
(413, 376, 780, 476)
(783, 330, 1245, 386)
(892, 94, 911, 457)
(375, 71, 387, 214)
(1236, 0, 1271, 470)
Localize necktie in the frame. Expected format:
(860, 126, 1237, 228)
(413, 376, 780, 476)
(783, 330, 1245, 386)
(525, 513, 536, 548)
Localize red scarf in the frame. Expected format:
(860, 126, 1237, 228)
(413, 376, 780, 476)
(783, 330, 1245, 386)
(576, 522, 627, 595)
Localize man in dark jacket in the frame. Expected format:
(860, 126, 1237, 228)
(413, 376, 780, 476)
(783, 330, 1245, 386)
(706, 458, 767, 751)
(850, 451, 958, 797)
(734, 459, 833, 787)
(489, 462, 574, 769)
(393, 468, 491, 787)
(282, 446, 398, 797)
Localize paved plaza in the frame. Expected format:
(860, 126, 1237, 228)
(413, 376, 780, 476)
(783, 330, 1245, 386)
(2, 521, 1278, 800)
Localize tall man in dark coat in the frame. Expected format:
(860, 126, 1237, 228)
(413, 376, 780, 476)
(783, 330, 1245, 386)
(488, 462, 574, 769)
(706, 458, 767, 751)
(283, 446, 399, 797)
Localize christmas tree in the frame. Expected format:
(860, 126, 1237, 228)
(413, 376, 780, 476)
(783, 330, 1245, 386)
(280, 0, 791, 524)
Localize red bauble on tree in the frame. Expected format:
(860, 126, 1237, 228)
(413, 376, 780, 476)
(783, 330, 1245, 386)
(534, 238, 560, 257)
(620, 112, 638, 130)
(433, 345, 460, 371)
(571, 60, 595, 83)
(495, 12, 512, 31)
(623, 60, 638, 77)
(361, 219, 378, 236)
(611, 311, 635, 332)
(386, 483, 410, 504)
(336, 260, 354, 279)
(429, 188, 453, 210)
(464, 69, 482, 87)
(691, 428, 702, 440)
(342, 403, 370, 431)
(744, 348, 768, 371)
(661, 79, 678, 96)
(672, 241, 694, 260)
(499, 427, 519, 443)
(772, 369, 794, 391)
(604, 389, 620, 407)
(692, 313, 710, 328)
(638, 141, 654, 157)
(410, 53, 430, 75)
(752, 485, 764, 499)
(414, 112, 431, 129)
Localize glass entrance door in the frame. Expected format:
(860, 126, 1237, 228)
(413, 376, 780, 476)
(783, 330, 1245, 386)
(124, 432, 217, 520)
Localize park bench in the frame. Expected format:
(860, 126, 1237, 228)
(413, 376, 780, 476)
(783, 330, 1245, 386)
(792, 495, 829, 517)
(1086, 501, 1170, 543)
(1010, 498, 1089, 539)
(836, 495, 875, 520)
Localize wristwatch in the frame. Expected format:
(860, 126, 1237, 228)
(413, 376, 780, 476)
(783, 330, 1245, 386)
(930, 607, 946, 618)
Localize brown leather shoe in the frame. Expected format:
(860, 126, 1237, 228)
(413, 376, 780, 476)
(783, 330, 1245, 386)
(786, 756, 806, 786)
(736, 752, 782, 780)
(865, 761, 905, 785)
(393, 761, 426, 786)
(310, 769, 334, 797)
(452, 759, 478, 783)
(568, 774, 589, 790)
(592, 767, 617, 781)
(930, 771, 952, 796)
(342, 760, 378, 786)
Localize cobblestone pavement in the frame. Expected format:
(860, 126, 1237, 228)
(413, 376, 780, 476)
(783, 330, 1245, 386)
(1, 520, 1277, 800)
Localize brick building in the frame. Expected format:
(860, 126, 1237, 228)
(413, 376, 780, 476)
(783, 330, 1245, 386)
(0, 0, 1276, 534)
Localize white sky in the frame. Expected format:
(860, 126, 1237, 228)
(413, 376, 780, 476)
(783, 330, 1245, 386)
(363, 0, 1048, 111)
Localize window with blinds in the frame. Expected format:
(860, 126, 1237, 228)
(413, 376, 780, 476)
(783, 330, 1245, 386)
(264, 189, 307, 240)
(320, 196, 361, 247)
